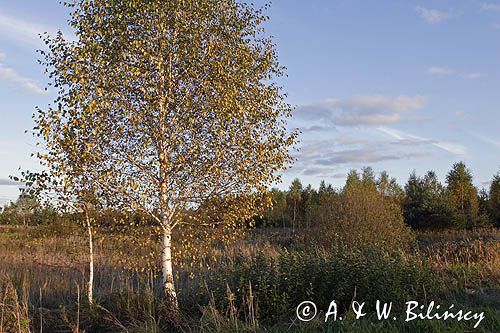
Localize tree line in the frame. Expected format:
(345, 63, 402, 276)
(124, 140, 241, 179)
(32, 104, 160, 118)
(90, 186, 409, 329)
(4, 161, 499, 231)
(260, 162, 500, 230)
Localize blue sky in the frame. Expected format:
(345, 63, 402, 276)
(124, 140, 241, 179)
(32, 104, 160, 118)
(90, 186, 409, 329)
(1, 0, 500, 205)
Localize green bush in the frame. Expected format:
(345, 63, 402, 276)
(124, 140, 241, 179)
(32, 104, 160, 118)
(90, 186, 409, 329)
(182, 247, 436, 323)
(313, 185, 415, 253)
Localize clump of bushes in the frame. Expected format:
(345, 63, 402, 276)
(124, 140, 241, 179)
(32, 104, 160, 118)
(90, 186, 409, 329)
(316, 185, 415, 252)
(183, 247, 436, 323)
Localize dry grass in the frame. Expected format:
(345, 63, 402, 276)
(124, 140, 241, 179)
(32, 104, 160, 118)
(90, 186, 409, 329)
(0, 224, 498, 332)
(0, 274, 30, 333)
(418, 229, 500, 292)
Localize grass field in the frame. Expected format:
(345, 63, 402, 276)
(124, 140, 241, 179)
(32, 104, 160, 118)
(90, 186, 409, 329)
(0, 224, 499, 332)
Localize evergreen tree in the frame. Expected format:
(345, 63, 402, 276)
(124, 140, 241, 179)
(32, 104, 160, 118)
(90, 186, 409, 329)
(301, 185, 315, 228)
(489, 171, 500, 227)
(404, 171, 454, 229)
(318, 180, 327, 194)
(403, 171, 423, 228)
(478, 188, 490, 220)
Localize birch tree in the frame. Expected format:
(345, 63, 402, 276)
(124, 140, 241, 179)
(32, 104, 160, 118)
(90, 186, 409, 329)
(36, 0, 297, 310)
(19, 168, 103, 305)
(446, 162, 481, 228)
(29, 24, 115, 304)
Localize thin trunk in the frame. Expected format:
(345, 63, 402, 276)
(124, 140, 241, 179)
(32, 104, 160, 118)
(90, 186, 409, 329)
(161, 224, 178, 310)
(159, 149, 179, 312)
(85, 210, 94, 304)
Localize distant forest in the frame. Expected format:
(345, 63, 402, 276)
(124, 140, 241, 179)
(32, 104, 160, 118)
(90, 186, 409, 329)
(2, 161, 500, 231)
(261, 161, 500, 231)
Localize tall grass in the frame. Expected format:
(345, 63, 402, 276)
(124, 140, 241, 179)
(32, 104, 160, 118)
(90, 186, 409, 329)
(0, 225, 498, 332)
(0, 274, 30, 333)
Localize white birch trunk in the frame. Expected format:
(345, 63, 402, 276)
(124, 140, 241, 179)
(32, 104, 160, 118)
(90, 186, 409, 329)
(85, 211, 94, 304)
(159, 150, 178, 311)
(161, 225, 178, 309)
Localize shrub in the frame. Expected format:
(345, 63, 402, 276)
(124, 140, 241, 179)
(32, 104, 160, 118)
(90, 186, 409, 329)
(316, 186, 415, 252)
(183, 247, 436, 323)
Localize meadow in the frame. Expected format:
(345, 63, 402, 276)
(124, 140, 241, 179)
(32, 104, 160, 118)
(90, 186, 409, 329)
(0, 223, 499, 332)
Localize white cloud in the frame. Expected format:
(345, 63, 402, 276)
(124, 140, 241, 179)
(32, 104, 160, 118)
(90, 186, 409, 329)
(416, 6, 451, 24)
(428, 66, 454, 77)
(301, 125, 332, 133)
(427, 67, 486, 79)
(0, 63, 46, 94)
(378, 127, 432, 145)
(0, 12, 54, 47)
(290, 135, 432, 175)
(0, 11, 74, 48)
(337, 136, 371, 146)
(293, 104, 332, 123)
(302, 167, 343, 177)
(0, 52, 5, 61)
(329, 94, 427, 127)
(314, 148, 402, 165)
(463, 72, 486, 79)
(334, 113, 402, 126)
(468, 131, 500, 149)
(406, 151, 433, 158)
(377, 127, 467, 156)
(433, 142, 467, 155)
(481, 3, 500, 12)
(327, 95, 426, 113)
(294, 95, 427, 128)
